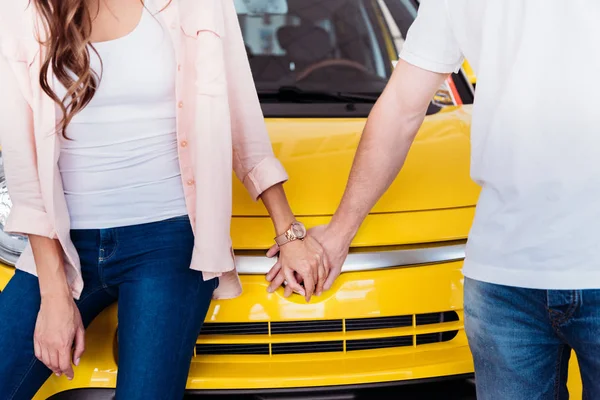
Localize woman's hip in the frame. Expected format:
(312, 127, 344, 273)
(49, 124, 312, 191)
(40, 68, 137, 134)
(70, 215, 198, 289)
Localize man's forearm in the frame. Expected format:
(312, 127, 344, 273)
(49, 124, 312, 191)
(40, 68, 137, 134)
(329, 101, 424, 241)
(328, 62, 449, 243)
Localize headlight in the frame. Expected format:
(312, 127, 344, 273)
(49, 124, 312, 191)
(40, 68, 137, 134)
(0, 152, 28, 266)
(432, 78, 461, 108)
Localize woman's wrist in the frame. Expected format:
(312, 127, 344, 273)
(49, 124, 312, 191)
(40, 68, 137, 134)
(28, 235, 71, 299)
(258, 184, 297, 236)
(40, 280, 72, 301)
(273, 215, 296, 236)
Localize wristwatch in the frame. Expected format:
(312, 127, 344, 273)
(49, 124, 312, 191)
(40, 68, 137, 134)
(275, 221, 307, 246)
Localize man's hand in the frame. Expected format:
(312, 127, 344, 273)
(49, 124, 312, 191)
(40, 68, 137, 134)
(265, 235, 327, 302)
(306, 225, 352, 291)
(266, 225, 351, 295)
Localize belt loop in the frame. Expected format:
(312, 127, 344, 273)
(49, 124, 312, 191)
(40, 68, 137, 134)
(575, 290, 583, 308)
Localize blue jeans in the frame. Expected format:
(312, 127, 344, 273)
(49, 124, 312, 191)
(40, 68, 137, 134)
(0, 216, 217, 400)
(465, 277, 600, 400)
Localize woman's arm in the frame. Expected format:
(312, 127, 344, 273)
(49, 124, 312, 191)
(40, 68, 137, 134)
(30, 235, 85, 381)
(221, 0, 325, 300)
(0, 43, 84, 380)
(260, 184, 327, 301)
(221, 0, 288, 200)
(259, 184, 295, 236)
(29, 236, 70, 298)
(0, 51, 54, 237)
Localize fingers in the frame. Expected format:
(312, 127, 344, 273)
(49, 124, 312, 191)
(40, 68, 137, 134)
(50, 350, 59, 375)
(34, 337, 54, 375)
(306, 236, 326, 297)
(266, 243, 280, 258)
(302, 273, 316, 302)
(267, 270, 286, 293)
(323, 251, 331, 282)
(300, 242, 319, 301)
(315, 258, 326, 296)
(267, 233, 330, 300)
(266, 260, 282, 283)
(34, 339, 42, 362)
(283, 269, 305, 297)
(73, 325, 85, 367)
(44, 348, 60, 376)
(36, 333, 80, 379)
(321, 250, 331, 293)
(283, 284, 294, 298)
(58, 348, 74, 380)
(323, 267, 341, 291)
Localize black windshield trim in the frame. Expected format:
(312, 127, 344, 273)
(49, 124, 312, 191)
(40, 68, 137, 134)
(258, 86, 381, 104)
(260, 102, 442, 118)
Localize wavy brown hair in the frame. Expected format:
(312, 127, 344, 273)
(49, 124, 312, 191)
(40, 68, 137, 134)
(32, 0, 99, 137)
(32, 0, 170, 137)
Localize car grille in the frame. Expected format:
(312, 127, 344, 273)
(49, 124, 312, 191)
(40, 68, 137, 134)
(195, 311, 460, 356)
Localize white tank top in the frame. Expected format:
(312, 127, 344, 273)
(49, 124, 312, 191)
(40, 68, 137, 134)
(55, 8, 188, 230)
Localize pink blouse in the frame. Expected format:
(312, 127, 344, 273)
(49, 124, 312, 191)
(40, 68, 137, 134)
(0, 0, 288, 300)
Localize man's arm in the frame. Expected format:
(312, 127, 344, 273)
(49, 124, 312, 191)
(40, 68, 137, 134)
(311, 60, 450, 289)
(282, 0, 465, 291)
(330, 61, 449, 239)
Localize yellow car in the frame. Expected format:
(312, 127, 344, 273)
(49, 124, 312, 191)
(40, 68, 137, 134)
(0, 0, 582, 398)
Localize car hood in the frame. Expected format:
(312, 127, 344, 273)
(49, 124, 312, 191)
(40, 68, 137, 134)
(232, 106, 479, 217)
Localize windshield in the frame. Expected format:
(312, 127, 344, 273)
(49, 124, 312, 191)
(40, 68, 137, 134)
(235, 0, 418, 97)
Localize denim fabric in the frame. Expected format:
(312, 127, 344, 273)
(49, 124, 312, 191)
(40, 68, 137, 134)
(465, 277, 600, 400)
(0, 215, 217, 400)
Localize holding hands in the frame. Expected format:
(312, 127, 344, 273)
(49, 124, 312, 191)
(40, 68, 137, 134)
(266, 224, 353, 301)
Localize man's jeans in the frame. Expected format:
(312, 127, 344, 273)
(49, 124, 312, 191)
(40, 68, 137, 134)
(0, 216, 217, 400)
(465, 277, 600, 400)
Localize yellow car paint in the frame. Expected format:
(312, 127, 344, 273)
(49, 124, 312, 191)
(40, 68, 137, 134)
(232, 107, 478, 218)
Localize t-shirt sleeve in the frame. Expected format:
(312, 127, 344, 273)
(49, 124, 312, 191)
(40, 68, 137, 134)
(399, 0, 464, 74)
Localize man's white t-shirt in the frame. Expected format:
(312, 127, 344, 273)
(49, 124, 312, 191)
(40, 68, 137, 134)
(400, 0, 600, 290)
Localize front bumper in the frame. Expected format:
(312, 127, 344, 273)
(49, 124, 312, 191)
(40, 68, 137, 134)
(47, 374, 475, 399)
(31, 260, 472, 399)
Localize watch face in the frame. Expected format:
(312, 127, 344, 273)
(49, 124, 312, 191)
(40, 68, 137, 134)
(291, 222, 306, 239)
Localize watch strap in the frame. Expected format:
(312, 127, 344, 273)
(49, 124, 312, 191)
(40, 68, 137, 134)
(275, 229, 296, 246)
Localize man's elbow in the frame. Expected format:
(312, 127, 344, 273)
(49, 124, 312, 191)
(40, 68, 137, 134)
(368, 99, 425, 143)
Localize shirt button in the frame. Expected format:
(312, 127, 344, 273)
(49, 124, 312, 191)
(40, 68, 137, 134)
(171, 23, 177, 30)
(187, 179, 195, 186)
(178, 101, 184, 108)
(178, 65, 182, 72)
(181, 141, 188, 148)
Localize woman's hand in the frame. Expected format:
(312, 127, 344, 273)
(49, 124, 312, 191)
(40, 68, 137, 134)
(266, 235, 327, 302)
(34, 293, 85, 380)
(257, 183, 327, 301)
(266, 224, 351, 296)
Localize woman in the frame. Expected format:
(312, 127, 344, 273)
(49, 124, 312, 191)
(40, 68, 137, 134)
(0, 0, 327, 398)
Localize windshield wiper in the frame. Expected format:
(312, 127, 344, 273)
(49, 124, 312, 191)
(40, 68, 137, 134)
(258, 86, 380, 103)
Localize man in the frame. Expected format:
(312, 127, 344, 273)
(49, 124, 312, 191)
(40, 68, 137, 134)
(266, 1, 600, 398)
